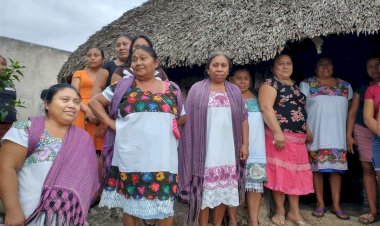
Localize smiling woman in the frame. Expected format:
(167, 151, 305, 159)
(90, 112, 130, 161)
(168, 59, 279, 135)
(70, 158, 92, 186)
(89, 46, 183, 226)
(0, 83, 99, 225)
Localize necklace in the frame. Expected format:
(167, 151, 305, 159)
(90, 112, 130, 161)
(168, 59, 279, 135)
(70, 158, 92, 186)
(276, 76, 294, 86)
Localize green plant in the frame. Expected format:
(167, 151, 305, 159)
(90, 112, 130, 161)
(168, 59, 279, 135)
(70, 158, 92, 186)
(0, 59, 25, 122)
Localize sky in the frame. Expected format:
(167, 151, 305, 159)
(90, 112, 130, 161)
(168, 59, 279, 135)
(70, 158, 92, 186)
(0, 0, 148, 52)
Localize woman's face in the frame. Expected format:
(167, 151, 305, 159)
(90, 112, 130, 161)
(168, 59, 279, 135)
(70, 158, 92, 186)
(367, 58, 380, 80)
(86, 48, 103, 69)
(231, 70, 251, 93)
(45, 88, 81, 125)
(132, 38, 150, 51)
(207, 55, 230, 84)
(273, 55, 293, 79)
(316, 59, 333, 79)
(116, 36, 131, 61)
(131, 49, 159, 80)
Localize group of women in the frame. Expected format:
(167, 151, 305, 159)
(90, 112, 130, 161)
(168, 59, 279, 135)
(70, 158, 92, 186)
(1, 32, 380, 226)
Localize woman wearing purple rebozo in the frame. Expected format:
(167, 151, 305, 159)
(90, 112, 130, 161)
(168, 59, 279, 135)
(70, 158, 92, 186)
(178, 53, 249, 226)
(0, 84, 99, 226)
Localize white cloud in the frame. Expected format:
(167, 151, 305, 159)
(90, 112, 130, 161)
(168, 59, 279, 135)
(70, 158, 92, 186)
(0, 0, 148, 51)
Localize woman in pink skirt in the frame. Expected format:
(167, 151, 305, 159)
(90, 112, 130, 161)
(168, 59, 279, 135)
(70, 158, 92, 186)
(258, 53, 314, 226)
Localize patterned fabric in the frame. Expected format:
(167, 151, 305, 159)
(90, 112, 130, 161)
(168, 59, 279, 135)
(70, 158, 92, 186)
(245, 163, 266, 193)
(104, 83, 179, 202)
(116, 171, 178, 200)
(25, 116, 98, 226)
(262, 76, 307, 133)
(203, 165, 238, 189)
(11, 121, 62, 165)
(26, 130, 61, 165)
(308, 148, 348, 171)
(245, 98, 260, 112)
(113, 82, 178, 118)
(208, 91, 230, 107)
(304, 76, 351, 98)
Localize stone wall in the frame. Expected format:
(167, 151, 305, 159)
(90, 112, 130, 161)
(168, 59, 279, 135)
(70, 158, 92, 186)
(0, 36, 71, 120)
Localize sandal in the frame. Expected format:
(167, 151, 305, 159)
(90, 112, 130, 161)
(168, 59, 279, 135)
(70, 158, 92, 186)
(311, 207, 325, 217)
(287, 214, 311, 226)
(359, 213, 379, 225)
(331, 210, 350, 220)
(271, 214, 285, 226)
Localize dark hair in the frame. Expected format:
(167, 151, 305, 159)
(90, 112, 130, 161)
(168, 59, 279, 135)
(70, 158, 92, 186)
(126, 35, 154, 67)
(131, 46, 158, 61)
(87, 47, 105, 59)
(315, 57, 333, 68)
(231, 65, 251, 77)
(41, 83, 79, 113)
(117, 34, 134, 42)
(204, 53, 232, 76)
(366, 56, 380, 67)
(132, 35, 154, 49)
(273, 53, 293, 66)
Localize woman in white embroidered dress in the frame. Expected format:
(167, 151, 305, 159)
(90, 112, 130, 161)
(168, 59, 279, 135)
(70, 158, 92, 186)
(195, 54, 248, 226)
(0, 84, 98, 225)
(89, 46, 181, 226)
(228, 66, 266, 226)
(300, 57, 353, 220)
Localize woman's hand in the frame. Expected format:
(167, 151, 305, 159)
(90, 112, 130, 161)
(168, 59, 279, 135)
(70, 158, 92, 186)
(85, 109, 98, 124)
(5, 208, 25, 226)
(306, 126, 313, 144)
(94, 122, 108, 138)
(346, 135, 356, 154)
(273, 132, 286, 150)
(107, 118, 116, 131)
(240, 144, 248, 160)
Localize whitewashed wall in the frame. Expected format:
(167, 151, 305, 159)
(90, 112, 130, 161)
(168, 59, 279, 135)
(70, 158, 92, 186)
(0, 36, 72, 120)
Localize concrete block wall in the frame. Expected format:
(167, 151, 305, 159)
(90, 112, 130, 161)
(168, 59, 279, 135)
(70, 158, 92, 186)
(0, 36, 71, 120)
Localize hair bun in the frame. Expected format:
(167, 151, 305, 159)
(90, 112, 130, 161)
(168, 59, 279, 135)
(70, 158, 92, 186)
(40, 89, 48, 100)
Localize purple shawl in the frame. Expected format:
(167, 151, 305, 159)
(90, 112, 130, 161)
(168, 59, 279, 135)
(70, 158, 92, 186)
(178, 79, 248, 224)
(25, 116, 99, 226)
(102, 76, 183, 186)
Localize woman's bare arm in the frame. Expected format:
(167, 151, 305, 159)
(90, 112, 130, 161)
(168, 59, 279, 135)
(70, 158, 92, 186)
(0, 141, 28, 225)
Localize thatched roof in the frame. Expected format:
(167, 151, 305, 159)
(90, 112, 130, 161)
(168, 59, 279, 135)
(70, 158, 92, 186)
(58, 0, 380, 82)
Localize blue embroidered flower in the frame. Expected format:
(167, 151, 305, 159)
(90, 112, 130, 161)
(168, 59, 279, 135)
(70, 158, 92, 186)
(142, 173, 153, 182)
(148, 102, 158, 111)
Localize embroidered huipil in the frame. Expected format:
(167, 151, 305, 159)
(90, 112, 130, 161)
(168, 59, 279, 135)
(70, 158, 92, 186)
(300, 76, 353, 171)
(1, 121, 61, 221)
(201, 91, 239, 208)
(245, 98, 267, 192)
(100, 82, 179, 219)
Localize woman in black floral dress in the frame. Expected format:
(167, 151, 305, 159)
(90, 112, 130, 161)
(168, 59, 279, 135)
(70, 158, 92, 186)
(258, 54, 313, 226)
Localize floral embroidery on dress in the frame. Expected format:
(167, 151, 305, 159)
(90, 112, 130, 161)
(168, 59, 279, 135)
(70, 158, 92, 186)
(246, 163, 267, 183)
(308, 148, 347, 171)
(114, 82, 178, 118)
(245, 98, 260, 112)
(203, 165, 238, 189)
(27, 130, 61, 165)
(208, 91, 230, 107)
(262, 76, 307, 133)
(12, 120, 30, 134)
(11, 121, 61, 165)
(305, 77, 350, 98)
(104, 166, 177, 201)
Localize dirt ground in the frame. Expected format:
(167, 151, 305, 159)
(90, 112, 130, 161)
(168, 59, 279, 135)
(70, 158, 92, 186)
(87, 201, 369, 226)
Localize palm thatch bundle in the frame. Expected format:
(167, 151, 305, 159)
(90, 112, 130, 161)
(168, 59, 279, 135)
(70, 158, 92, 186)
(58, 0, 380, 82)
